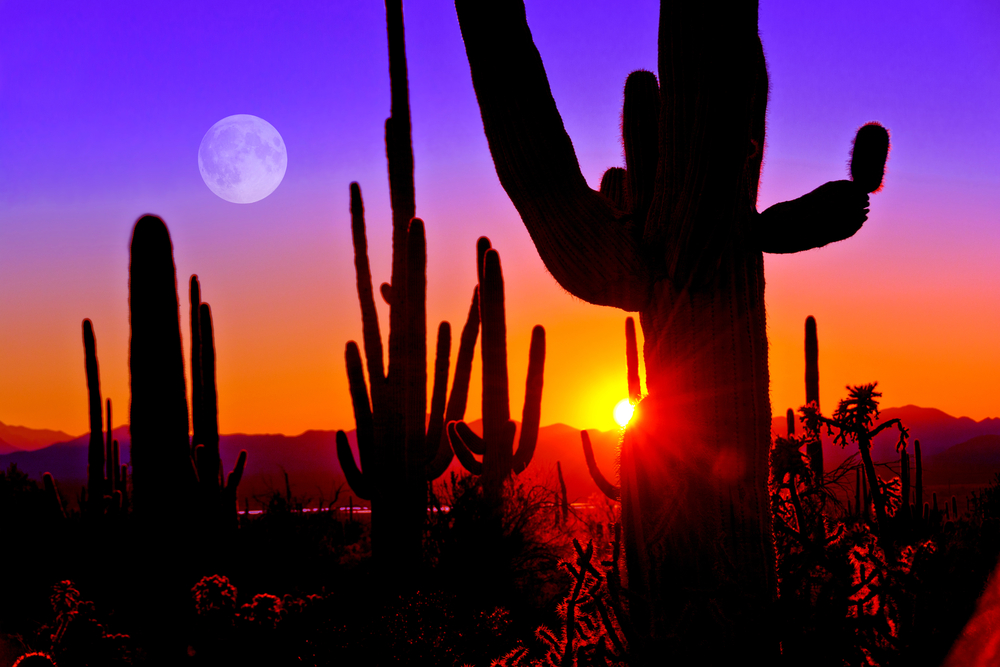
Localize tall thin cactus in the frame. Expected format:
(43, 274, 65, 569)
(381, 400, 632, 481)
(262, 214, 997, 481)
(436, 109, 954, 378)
(82, 319, 105, 511)
(334, 0, 480, 567)
(448, 247, 546, 507)
(189, 277, 247, 528)
(805, 316, 823, 480)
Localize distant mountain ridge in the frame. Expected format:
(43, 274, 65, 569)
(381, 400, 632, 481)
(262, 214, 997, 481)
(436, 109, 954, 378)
(0, 421, 621, 511)
(771, 405, 1000, 469)
(5, 404, 1000, 509)
(0, 421, 77, 454)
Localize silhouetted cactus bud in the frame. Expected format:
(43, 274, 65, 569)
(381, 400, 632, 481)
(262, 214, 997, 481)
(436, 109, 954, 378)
(952, 495, 958, 519)
(786, 408, 795, 437)
(850, 122, 890, 193)
(599, 168, 627, 210)
(622, 70, 660, 218)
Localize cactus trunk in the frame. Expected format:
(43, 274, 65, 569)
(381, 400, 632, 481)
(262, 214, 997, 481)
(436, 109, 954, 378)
(805, 316, 823, 480)
(624, 262, 776, 659)
(129, 215, 196, 524)
(82, 319, 105, 510)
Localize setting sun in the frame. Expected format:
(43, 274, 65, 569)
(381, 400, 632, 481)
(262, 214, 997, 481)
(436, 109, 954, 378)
(613, 398, 634, 428)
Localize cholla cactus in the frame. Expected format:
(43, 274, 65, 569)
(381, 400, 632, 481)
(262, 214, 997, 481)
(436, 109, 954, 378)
(192, 574, 238, 618)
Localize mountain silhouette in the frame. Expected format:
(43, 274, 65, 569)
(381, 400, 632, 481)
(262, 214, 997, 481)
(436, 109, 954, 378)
(0, 421, 77, 454)
(0, 421, 621, 511)
(772, 405, 1000, 471)
(7, 404, 994, 510)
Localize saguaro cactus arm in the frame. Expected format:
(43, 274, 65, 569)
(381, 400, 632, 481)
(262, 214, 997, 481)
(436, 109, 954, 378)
(455, 0, 649, 310)
(336, 430, 372, 500)
(338, 342, 376, 500)
(581, 430, 620, 501)
(756, 123, 888, 253)
(511, 325, 545, 473)
(425, 286, 481, 478)
(350, 183, 386, 401)
(447, 421, 484, 475)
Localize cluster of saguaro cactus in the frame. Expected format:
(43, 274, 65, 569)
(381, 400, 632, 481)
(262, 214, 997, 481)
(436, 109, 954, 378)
(447, 245, 546, 507)
(128, 215, 246, 529)
(580, 317, 642, 502)
(79, 320, 125, 515)
(334, 0, 481, 569)
(455, 1, 888, 658)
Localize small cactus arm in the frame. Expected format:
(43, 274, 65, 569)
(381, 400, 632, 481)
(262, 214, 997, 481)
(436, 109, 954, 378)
(581, 431, 619, 501)
(580, 317, 640, 501)
(455, 0, 889, 660)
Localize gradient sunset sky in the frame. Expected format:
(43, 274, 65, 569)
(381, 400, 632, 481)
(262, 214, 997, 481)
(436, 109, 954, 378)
(1, 0, 998, 437)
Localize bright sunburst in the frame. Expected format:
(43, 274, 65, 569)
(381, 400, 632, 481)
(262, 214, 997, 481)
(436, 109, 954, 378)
(613, 398, 634, 428)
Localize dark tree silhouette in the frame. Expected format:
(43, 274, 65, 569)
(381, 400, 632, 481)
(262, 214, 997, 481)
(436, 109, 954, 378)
(455, 1, 888, 660)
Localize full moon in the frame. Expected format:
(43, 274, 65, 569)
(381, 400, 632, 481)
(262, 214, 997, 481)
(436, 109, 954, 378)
(198, 114, 287, 204)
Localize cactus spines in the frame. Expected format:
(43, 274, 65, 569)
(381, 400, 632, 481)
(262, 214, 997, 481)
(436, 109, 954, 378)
(448, 247, 546, 505)
(850, 122, 890, 193)
(82, 319, 105, 509)
(129, 215, 197, 522)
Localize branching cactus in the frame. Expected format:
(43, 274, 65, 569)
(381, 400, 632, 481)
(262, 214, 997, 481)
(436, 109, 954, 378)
(455, 1, 888, 659)
(334, 0, 481, 567)
(447, 247, 545, 506)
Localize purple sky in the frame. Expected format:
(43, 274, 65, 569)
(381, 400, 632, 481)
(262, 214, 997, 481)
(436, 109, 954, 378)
(1, 0, 998, 436)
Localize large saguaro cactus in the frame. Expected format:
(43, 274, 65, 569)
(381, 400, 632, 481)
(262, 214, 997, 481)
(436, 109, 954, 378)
(129, 215, 198, 525)
(334, 0, 480, 570)
(455, 2, 888, 661)
(448, 246, 546, 506)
